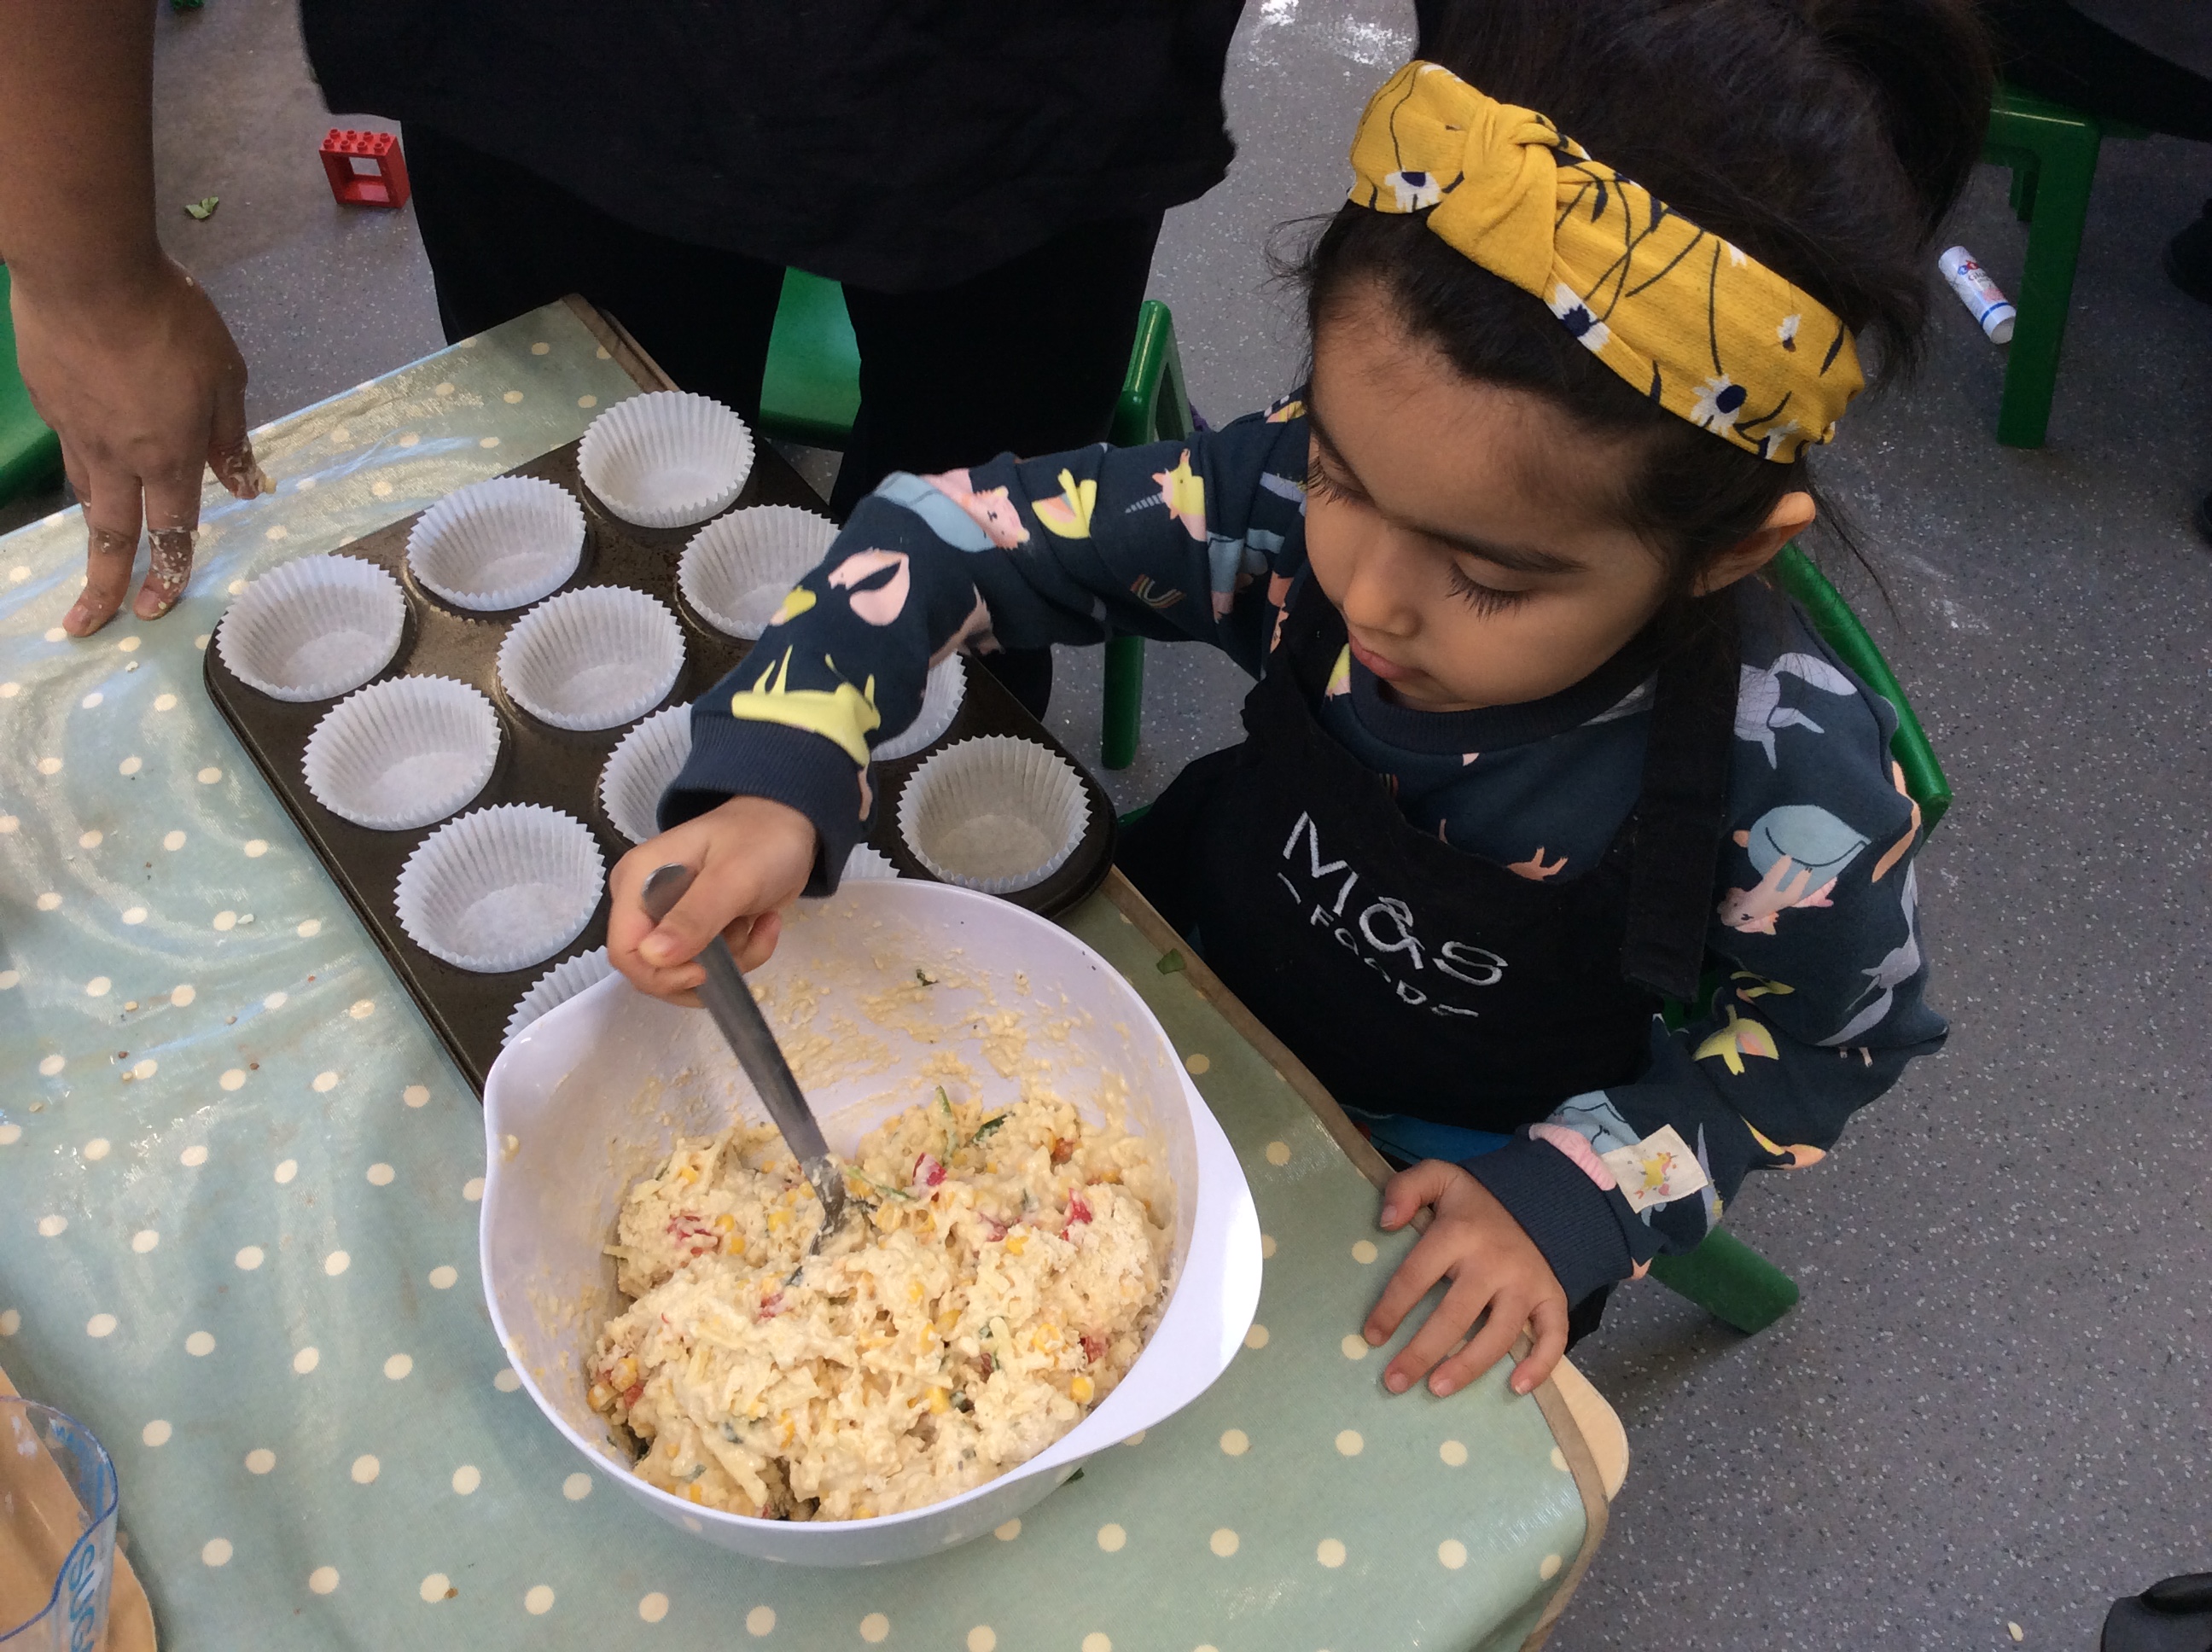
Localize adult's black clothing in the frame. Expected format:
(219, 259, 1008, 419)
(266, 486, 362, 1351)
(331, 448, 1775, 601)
(304, 0, 1241, 292)
(404, 126, 1160, 495)
(403, 126, 1166, 716)
(402, 125, 789, 419)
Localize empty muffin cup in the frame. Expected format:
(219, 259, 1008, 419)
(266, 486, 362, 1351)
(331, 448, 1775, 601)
(896, 736, 1090, 894)
(302, 675, 500, 831)
(504, 946, 614, 1044)
(843, 844, 899, 881)
(215, 553, 405, 701)
(497, 586, 684, 731)
(394, 803, 606, 974)
(872, 654, 967, 762)
(678, 505, 838, 639)
(405, 475, 585, 611)
(577, 392, 755, 528)
(597, 702, 692, 845)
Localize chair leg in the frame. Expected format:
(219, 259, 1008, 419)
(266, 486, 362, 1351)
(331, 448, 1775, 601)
(2007, 156, 2039, 223)
(1102, 634, 1145, 770)
(1646, 1228, 1799, 1334)
(1997, 121, 2101, 447)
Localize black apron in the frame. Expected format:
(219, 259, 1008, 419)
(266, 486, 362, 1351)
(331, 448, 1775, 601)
(1121, 577, 1739, 1132)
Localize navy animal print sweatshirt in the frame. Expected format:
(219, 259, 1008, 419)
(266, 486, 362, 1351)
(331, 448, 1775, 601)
(661, 402, 1947, 1304)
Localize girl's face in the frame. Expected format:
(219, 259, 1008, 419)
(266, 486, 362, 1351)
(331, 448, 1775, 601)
(1303, 284, 1808, 713)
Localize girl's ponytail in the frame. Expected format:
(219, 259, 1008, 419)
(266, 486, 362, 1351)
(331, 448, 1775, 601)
(1810, 0, 1994, 239)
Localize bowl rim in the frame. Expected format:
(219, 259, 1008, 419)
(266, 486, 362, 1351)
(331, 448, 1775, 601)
(478, 878, 1260, 1539)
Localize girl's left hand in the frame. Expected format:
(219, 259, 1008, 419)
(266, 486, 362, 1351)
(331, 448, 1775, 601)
(1363, 1160, 1569, 1399)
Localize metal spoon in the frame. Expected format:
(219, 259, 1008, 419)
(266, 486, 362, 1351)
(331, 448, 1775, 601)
(637, 862, 848, 1246)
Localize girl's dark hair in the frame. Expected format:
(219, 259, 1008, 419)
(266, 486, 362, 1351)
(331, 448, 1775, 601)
(1304, 0, 1993, 591)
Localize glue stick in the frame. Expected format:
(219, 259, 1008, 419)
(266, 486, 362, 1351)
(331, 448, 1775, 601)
(1938, 247, 2016, 344)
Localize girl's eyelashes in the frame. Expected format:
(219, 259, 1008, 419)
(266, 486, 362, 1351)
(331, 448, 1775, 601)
(1310, 453, 1535, 616)
(1306, 456, 1361, 506)
(1445, 561, 1534, 616)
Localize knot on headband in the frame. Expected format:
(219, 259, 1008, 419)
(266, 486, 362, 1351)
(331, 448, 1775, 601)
(1348, 61, 1862, 462)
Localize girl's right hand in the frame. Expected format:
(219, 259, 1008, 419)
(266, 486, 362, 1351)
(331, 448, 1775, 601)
(605, 795, 819, 1003)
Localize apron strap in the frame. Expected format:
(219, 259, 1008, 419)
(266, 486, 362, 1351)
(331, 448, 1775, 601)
(1277, 571, 1347, 701)
(1618, 596, 1741, 1003)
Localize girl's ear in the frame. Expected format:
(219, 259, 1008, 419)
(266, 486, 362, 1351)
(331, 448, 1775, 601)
(1691, 491, 1817, 596)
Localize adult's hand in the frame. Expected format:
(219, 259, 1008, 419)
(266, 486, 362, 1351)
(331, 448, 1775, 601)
(0, 0, 269, 637)
(12, 257, 267, 636)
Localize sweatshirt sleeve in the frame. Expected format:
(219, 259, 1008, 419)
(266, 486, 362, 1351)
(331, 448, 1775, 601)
(661, 405, 1314, 888)
(1466, 631, 1947, 1304)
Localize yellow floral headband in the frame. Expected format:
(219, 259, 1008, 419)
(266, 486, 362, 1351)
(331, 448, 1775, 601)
(1348, 61, 1862, 462)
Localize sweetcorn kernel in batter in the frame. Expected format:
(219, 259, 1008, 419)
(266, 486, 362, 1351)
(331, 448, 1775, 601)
(588, 1085, 1171, 1521)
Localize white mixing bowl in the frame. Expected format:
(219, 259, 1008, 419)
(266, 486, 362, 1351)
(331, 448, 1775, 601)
(480, 878, 1262, 1566)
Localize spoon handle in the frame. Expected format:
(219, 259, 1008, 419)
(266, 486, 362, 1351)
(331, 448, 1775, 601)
(637, 864, 844, 1226)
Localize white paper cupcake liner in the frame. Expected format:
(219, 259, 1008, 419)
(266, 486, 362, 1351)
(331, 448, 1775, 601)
(895, 736, 1090, 894)
(503, 946, 614, 1044)
(597, 702, 692, 845)
(577, 392, 755, 528)
(497, 586, 684, 731)
(871, 654, 967, 762)
(406, 475, 585, 611)
(394, 804, 606, 974)
(302, 675, 500, 831)
(215, 554, 405, 702)
(842, 845, 899, 881)
(678, 505, 837, 640)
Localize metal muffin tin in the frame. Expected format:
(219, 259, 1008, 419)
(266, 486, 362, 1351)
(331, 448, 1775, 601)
(205, 435, 1116, 1093)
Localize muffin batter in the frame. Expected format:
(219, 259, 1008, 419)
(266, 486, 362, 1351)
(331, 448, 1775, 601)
(589, 1085, 1171, 1521)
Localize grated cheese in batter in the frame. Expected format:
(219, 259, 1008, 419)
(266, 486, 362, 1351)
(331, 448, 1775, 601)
(588, 1085, 1171, 1521)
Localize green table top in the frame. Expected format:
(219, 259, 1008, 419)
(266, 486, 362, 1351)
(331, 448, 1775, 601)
(0, 302, 1594, 1651)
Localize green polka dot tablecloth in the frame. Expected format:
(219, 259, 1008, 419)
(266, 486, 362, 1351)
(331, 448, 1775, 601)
(0, 302, 1596, 1651)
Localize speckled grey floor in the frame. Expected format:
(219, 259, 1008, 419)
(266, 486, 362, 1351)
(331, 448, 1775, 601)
(72, 0, 2212, 1646)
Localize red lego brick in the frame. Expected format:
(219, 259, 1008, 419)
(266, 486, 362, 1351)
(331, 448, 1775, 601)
(318, 129, 411, 210)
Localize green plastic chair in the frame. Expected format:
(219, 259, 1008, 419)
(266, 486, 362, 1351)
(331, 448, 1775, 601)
(756, 273, 1182, 770)
(1645, 543, 1950, 1333)
(758, 269, 862, 451)
(0, 265, 65, 504)
(1978, 84, 2148, 447)
(1772, 544, 1951, 830)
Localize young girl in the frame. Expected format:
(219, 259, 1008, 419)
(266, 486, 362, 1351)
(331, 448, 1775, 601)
(608, 0, 1988, 1405)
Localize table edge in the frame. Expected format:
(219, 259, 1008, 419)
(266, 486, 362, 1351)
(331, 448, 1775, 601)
(561, 294, 677, 395)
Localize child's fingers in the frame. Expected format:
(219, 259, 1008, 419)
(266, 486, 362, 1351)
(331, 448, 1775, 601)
(606, 926, 708, 1003)
(1505, 1295, 1570, 1397)
(604, 799, 813, 1003)
(604, 852, 656, 955)
(1362, 1227, 1456, 1347)
(606, 848, 713, 1003)
(629, 957, 709, 1003)
(635, 851, 777, 970)
(1380, 1273, 1493, 1393)
(725, 910, 783, 974)
(1423, 1298, 1529, 1399)
(1377, 1159, 1458, 1229)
